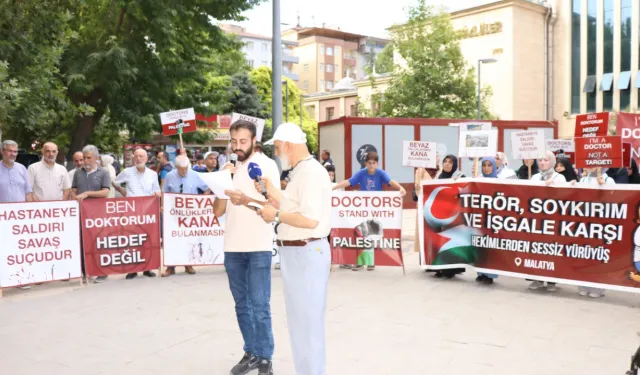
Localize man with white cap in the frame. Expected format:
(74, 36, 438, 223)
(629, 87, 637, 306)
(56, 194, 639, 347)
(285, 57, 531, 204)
(253, 122, 332, 375)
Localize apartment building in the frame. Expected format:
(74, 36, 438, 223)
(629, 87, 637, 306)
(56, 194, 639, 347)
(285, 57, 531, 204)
(221, 24, 299, 81)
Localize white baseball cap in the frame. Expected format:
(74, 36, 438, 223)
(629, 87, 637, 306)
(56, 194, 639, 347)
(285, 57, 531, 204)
(264, 122, 307, 145)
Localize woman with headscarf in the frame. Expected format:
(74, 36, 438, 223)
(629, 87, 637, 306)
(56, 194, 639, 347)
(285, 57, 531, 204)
(554, 158, 578, 183)
(629, 160, 640, 184)
(572, 167, 614, 298)
(495, 152, 516, 179)
(100, 154, 117, 198)
(516, 160, 539, 180)
(424, 155, 467, 279)
(474, 157, 499, 285)
(530, 151, 567, 184)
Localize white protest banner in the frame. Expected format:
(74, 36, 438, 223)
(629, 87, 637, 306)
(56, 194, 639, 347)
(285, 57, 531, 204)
(330, 191, 404, 267)
(160, 108, 196, 136)
(459, 122, 492, 132)
(0, 201, 81, 288)
(231, 112, 266, 141)
(402, 141, 437, 168)
(162, 194, 225, 266)
(458, 129, 498, 158)
(510, 129, 546, 160)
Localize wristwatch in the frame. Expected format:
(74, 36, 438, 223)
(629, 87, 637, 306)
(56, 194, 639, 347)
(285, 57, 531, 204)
(274, 211, 280, 223)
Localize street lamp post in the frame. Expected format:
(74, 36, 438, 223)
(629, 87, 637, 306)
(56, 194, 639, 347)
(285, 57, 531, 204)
(282, 81, 289, 122)
(272, 0, 282, 131)
(477, 58, 497, 120)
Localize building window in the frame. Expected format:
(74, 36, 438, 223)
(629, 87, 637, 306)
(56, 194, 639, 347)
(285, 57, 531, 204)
(350, 104, 357, 116)
(320, 63, 324, 72)
(571, 0, 581, 114)
(304, 64, 309, 72)
(303, 80, 308, 90)
(327, 81, 333, 90)
(586, 0, 596, 112)
(245, 41, 254, 50)
(326, 107, 335, 120)
(320, 80, 325, 91)
(319, 44, 324, 55)
(247, 60, 254, 67)
(335, 46, 341, 56)
(326, 47, 333, 56)
(335, 64, 339, 74)
(621, 0, 632, 110)
(327, 64, 333, 73)
(262, 42, 269, 51)
(603, 0, 614, 111)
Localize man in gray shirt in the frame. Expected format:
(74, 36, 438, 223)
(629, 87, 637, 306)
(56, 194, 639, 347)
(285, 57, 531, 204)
(72, 144, 111, 283)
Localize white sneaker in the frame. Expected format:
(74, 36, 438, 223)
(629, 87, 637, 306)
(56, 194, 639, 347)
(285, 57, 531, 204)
(528, 281, 544, 290)
(588, 292, 604, 298)
(19, 285, 31, 290)
(275, 263, 281, 270)
(546, 283, 557, 292)
(578, 287, 589, 296)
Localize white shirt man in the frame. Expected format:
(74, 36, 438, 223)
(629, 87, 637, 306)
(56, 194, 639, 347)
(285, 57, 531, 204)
(112, 148, 160, 279)
(28, 142, 72, 201)
(213, 120, 280, 375)
(256, 123, 332, 375)
(68, 151, 84, 183)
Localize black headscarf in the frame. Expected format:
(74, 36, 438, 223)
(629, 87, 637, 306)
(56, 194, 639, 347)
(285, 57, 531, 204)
(630, 160, 640, 184)
(438, 155, 458, 179)
(556, 158, 578, 182)
(516, 160, 539, 180)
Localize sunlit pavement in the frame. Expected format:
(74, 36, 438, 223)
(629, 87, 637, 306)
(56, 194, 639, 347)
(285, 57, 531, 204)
(1, 209, 639, 375)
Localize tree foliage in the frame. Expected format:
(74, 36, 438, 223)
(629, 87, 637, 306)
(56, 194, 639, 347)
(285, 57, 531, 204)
(0, 0, 263, 161)
(374, 44, 394, 74)
(380, 1, 493, 119)
(249, 66, 318, 154)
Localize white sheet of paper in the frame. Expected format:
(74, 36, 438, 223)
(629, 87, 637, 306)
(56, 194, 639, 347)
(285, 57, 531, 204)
(198, 170, 233, 199)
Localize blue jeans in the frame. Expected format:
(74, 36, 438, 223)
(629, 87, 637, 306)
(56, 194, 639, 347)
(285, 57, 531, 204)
(224, 251, 274, 360)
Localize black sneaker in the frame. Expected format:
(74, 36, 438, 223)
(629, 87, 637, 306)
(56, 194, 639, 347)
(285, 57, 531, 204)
(351, 265, 364, 271)
(126, 273, 138, 280)
(258, 359, 273, 375)
(143, 270, 156, 278)
(475, 275, 486, 283)
(230, 352, 259, 375)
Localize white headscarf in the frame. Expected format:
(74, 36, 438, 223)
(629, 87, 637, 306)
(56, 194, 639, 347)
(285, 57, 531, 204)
(538, 151, 557, 180)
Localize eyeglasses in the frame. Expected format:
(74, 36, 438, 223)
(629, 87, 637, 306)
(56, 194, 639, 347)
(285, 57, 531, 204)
(179, 183, 183, 193)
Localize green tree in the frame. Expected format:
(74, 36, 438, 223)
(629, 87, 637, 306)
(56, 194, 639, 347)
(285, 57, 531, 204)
(374, 44, 394, 74)
(381, 1, 493, 119)
(228, 72, 267, 118)
(249, 66, 318, 154)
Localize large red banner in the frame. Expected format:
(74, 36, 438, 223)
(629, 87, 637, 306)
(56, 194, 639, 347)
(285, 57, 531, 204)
(616, 112, 640, 164)
(81, 197, 161, 276)
(420, 179, 640, 293)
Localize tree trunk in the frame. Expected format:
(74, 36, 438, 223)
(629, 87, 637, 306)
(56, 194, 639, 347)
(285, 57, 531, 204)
(65, 89, 107, 170)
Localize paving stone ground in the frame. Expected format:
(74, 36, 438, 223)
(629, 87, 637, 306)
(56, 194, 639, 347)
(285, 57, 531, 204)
(2, 210, 640, 375)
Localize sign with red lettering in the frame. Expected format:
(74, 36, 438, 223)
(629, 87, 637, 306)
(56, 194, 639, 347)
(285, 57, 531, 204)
(575, 136, 623, 169)
(81, 197, 161, 276)
(575, 112, 609, 137)
(160, 107, 197, 136)
(420, 179, 640, 293)
(616, 112, 640, 164)
(402, 141, 436, 168)
(546, 139, 575, 164)
(0, 201, 82, 288)
(162, 194, 225, 266)
(331, 191, 404, 267)
(510, 129, 546, 160)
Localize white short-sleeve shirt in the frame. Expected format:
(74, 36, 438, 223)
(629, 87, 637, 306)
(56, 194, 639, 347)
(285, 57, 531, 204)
(277, 157, 332, 241)
(224, 152, 281, 252)
(28, 161, 72, 201)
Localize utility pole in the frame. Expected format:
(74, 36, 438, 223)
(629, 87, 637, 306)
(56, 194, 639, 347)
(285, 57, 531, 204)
(272, 0, 283, 131)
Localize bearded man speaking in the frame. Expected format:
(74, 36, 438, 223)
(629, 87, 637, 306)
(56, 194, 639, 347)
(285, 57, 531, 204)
(213, 120, 280, 375)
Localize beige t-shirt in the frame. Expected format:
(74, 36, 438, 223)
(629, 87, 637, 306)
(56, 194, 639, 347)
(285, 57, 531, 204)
(224, 152, 281, 252)
(28, 161, 72, 201)
(277, 157, 332, 241)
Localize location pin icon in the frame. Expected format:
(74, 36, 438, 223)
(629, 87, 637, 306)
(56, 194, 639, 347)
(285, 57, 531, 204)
(515, 258, 522, 267)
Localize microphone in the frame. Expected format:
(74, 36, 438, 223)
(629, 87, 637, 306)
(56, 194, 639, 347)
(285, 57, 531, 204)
(248, 162, 268, 199)
(229, 153, 238, 166)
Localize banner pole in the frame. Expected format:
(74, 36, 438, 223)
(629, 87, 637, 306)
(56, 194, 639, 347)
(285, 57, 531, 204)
(473, 157, 479, 177)
(178, 128, 184, 151)
(528, 164, 532, 179)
